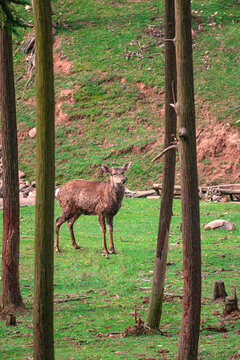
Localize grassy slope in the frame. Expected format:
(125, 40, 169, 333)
(0, 199, 240, 359)
(12, 0, 240, 189)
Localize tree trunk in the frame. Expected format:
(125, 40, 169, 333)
(0, 29, 24, 313)
(32, 0, 55, 359)
(174, 0, 201, 359)
(145, 0, 176, 330)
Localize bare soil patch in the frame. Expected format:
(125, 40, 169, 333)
(196, 99, 240, 185)
(22, 37, 75, 124)
(53, 38, 72, 74)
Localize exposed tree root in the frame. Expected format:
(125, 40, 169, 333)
(123, 309, 161, 337)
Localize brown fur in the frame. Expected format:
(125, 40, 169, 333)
(55, 162, 131, 257)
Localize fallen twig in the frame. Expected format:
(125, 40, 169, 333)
(54, 296, 91, 304)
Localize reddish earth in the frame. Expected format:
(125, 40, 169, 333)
(21, 36, 240, 186)
(196, 116, 240, 185)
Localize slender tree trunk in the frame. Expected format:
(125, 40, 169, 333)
(32, 0, 55, 359)
(174, 0, 201, 359)
(145, 0, 176, 330)
(0, 29, 24, 313)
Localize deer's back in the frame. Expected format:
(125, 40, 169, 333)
(57, 179, 124, 216)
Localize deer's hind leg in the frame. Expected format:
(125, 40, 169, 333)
(55, 212, 68, 253)
(55, 211, 79, 252)
(67, 211, 82, 250)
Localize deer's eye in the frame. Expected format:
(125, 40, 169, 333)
(113, 173, 117, 176)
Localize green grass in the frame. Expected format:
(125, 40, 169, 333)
(0, 199, 240, 359)
(9, 0, 240, 188)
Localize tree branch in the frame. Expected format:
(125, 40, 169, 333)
(152, 144, 178, 163)
(196, 128, 203, 139)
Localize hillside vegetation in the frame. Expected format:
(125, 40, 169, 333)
(12, 0, 240, 189)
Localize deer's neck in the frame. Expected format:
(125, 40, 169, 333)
(107, 181, 125, 202)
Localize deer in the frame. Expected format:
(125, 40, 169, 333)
(55, 162, 131, 258)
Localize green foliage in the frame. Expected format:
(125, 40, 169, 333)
(0, 199, 239, 359)
(0, 0, 30, 32)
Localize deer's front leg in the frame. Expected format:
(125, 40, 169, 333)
(98, 215, 109, 258)
(106, 216, 115, 254)
(67, 211, 82, 249)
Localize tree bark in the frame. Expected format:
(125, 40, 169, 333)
(145, 0, 176, 330)
(32, 0, 55, 359)
(174, 0, 201, 359)
(0, 29, 24, 313)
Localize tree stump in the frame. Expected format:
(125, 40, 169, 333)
(213, 280, 227, 300)
(6, 314, 16, 326)
(224, 288, 239, 315)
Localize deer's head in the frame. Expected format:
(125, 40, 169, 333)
(101, 162, 132, 186)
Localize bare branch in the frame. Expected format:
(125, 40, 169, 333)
(196, 128, 203, 139)
(54, 296, 91, 304)
(152, 144, 178, 163)
(164, 37, 176, 43)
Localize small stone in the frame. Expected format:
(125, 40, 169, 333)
(29, 127, 36, 138)
(19, 170, 25, 179)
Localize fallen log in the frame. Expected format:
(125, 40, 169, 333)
(133, 190, 158, 198)
(152, 183, 240, 201)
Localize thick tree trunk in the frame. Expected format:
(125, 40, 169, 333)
(145, 0, 176, 330)
(32, 0, 55, 359)
(0, 29, 24, 313)
(174, 0, 201, 359)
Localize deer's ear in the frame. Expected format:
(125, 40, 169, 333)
(124, 162, 132, 171)
(101, 164, 111, 174)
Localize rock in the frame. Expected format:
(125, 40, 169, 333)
(19, 170, 26, 179)
(19, 192, 25, 199)
(204, 219, 236, 231)
(28, 191, 36, 198)
(212, 195, 222, 202)
(29, 127, 36, 138)
(25, 5, 31, 11)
